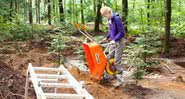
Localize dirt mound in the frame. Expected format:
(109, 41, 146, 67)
(0, 61, 35, 99)
(123, 84, 154, 99)
(69, 66, 92, 81)
(175, 75, 185, 83)
(69, 67, 128, 99)
(162, 37, 185, 57)
(0, 40, 55, 99)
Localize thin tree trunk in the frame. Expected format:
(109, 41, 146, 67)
(53, 0, 55, 22)
(178, 1, 181, 25)
(94, 0, 103, 32)
(15, 0, 18, 13)
(44, 0, 46, 14)
(140, 9, 144, 31)
(93, 0, 96, 17)
(38, 0, 40, 24)
(69, 0, 72, 23)
(64, 0, 66, 15)
(36, 0, 38, 23)
(72, 0, 75, 23)
(48, 0, 52, 25)
(35, 0, 41, 24)
(75, 0, 78, 23)
(122, 0, 128, 33)
(9, 0, 13, 21)
(147, 0, 150, 26)
(29, 0, 33, 24)
(81, 0, 84, 24)
(55, 0, 60, 23)
(133, 0, 135, 19)
(59, 0, 64, 22)
(164, 0, 171, 53)
(24, 0, 28, 22)
(160, 0, 164, 31)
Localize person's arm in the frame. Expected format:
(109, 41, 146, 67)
(113, 17, 125, 42)
(106, 31, 110, 39)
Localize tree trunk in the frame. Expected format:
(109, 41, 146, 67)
(15, 0, 18, 13)
(48, 0, 52, 25)
(36, 0, 38, 23)
(24, 0, 28, 22)
(44, 0, 46, 14)
(81, 0, 85, 24)
(72, 0, 75, 23)
(69, 0, 72, 23)
(164, 0, 171, 53)
(59, 0, 64, 22)
(133, 0, 135, 19)
(75, 0, 78, 23)
(54, 0, 60, 23)
(122, 0, 128, 33)
(147, 0, 150, 26)
(178, 1, 181, 25)
(29, 0, 33, 24)
(38, 0, 40, 24)
(94, 0, 103, 32)
(9, 0, 13, 21)
(93, 0, 96, 17)
(64, 0, 66, 15)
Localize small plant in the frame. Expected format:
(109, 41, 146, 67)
(49, 33, 72, 65)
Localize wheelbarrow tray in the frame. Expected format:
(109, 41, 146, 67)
(82, 43, 107, 80)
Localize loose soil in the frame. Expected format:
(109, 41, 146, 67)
(1, 37, 185, 99)
(161, 37, 185, 57)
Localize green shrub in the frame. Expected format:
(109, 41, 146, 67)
(125, 32, 161, 79)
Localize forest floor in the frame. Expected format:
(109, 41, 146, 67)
(0, 34, 185, 99)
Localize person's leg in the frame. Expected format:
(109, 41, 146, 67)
(115, 38, 124, 73)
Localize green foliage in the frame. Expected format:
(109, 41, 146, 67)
(94, 35, 104, 42)
(75, 45, 88, 67)
(0, 17, 48, 41)
(125, 32, 161, 79)
(58, 22, 75, 35)
(49, 33, 72, 52)
(134, 70, 145, 80)
(49, 33, 72, 65)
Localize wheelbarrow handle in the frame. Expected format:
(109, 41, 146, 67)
(75, 23, 96, 42)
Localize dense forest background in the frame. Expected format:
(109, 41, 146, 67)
(0, 0, 185, 52)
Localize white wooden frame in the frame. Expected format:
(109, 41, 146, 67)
(25, 63, 94, 99)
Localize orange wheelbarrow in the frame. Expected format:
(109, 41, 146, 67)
(75, 23, 122, 81)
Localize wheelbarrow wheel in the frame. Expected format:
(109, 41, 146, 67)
(105, 59, 118, 75)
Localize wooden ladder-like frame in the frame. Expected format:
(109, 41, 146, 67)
(24, 63, 94, 99)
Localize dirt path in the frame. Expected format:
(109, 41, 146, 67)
(67, 55, 185, 99)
